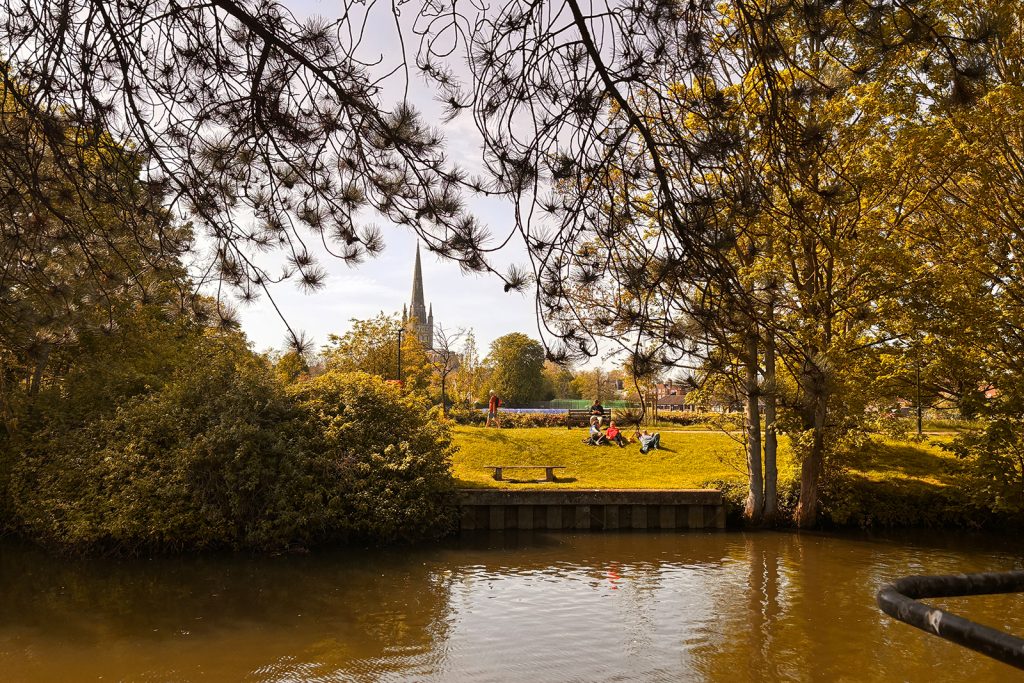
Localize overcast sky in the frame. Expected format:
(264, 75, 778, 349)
(235, 0, 551, 359)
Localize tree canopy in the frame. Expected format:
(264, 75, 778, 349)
(6, 0, 1024, 529)
(486, 333, 547, 405)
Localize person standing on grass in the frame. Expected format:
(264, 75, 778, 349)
(639, 430, 661, 454)
(606, 421, 627, 448)
(487, 390, 501, 427)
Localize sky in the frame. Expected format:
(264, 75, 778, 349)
(236, 0, 547, 358)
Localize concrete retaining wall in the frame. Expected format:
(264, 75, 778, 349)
(458, 489, 726, 531)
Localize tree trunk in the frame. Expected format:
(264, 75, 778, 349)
(29, 343, 51, 397)
(743, 331, 764, 523)
(763, 324, 779, 524)
(794, 359, 827, 528)
(441, 375, 448, 416)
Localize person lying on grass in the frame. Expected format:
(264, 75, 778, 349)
(584, 416, 608, 445)
(638, 430, 661, 454)
(606, 421, 628, 448)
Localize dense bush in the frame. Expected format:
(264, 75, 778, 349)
(445, 405, 487, 426)
(497, 412, 569, 428)
(288, 371, 456, 543)
(6, 337, 456, 553)
(657, 411, 741, 429)
(945, 418, 1024, 518)
(9, 334, 307, 552)
(444, 407, 737, 429)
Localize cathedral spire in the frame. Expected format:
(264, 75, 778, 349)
(407, 242, 434, 349)
(410, 242, 426, 317)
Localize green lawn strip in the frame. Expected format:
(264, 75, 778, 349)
(449, 427, 989, 526)
(450, 426, 796, 490)
(451, 426, 963, 497)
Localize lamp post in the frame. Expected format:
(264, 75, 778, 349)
(916, 353, 923, 437)
(396, 327, 404, 382)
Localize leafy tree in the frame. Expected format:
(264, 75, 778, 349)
(485, 333, 547, 405)
(274, 350, 309, 384)
(414, 0, 985, 527)
(542, 360, 579, 400)
(571, 367, 620, 403)
(0, 74, 191, 433)
(322, 314, 431, 390)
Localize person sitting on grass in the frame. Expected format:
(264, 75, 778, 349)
(606, 421, 627, 448)
(584, 416, 608, 445)
(638, 430, 661, 454)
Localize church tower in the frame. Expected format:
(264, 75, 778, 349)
(402, 243, 434, 349)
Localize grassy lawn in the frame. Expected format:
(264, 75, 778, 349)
(842, 435, 967, 489)
(450, 425, 799, 490)
(450, 426, 966, 493)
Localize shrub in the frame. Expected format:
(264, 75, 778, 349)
(820, 473, 991, 528)
(9, 342, 457, 554)
(446, 405, 486, 426)
(945, 418, 1024, 518)
(658, 411, 741, 429)
(10, 334, 310, 553)
(288, 371, 456, 543)
(444, 407, 568, 428)
(497, 412, 567, 428)
(866, 411, 911, 440)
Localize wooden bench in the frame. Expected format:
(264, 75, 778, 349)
(484, 465, 566, 482)
(566, 409, 613, 428)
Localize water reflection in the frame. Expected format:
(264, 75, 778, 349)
(1, 543, 455, 681)
(2, 531, 1023, 681)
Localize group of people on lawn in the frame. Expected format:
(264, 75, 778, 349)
(486, 392, 662, 453)
(585, 400, 661, 454)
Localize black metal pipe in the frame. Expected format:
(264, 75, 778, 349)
(877, 571, 1024, 669)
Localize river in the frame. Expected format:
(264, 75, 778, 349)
(2, 530, 1022, 681)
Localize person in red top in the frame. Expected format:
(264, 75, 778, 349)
(605, 421, 627, 448)
(487, 390, 501, 427)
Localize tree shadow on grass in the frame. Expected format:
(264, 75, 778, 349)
(503, 477, 580, 484)
(847, 439, 968, 486)
(450, 475, 580, 487)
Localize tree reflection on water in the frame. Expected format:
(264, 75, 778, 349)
(2, 530, 1023, 681)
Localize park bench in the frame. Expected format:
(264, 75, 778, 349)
(566, 409, 613, 428)
(484, 465, 566, 482)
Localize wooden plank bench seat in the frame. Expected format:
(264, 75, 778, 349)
(484, 465, 566, 482)
(566, 409, 613, 428)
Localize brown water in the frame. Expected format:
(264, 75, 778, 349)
(2, 530, 1023, 682)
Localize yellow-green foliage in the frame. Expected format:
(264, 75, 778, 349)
(820, 437, 990, 527)
(8, 336, 457, 553)
(288, 371, 457, 542)
(450, 426, 799, 490)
